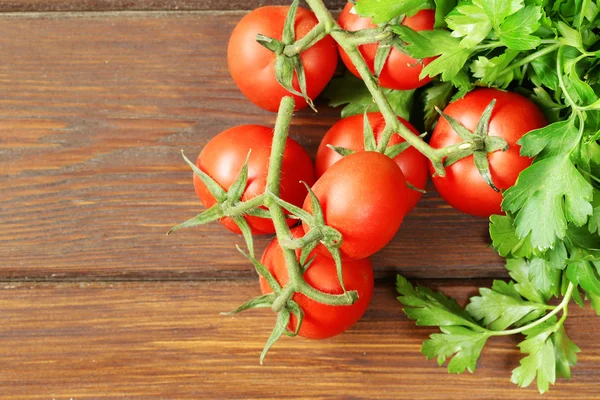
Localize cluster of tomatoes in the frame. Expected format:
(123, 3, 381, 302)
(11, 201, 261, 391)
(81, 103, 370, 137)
(190, 3, 548, 340)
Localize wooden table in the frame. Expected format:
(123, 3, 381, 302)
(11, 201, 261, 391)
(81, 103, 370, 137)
(2, 1, 599, 398)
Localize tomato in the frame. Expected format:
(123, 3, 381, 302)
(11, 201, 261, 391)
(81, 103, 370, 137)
(315, 112, 428, 213)
(259, 227, 374, 339)
(303, 151, 408, 260)
(227, 6, 338, 112)
(429, 88, 548, 217)
(194, 125, 315, 234)
(338, 3, 436, 90)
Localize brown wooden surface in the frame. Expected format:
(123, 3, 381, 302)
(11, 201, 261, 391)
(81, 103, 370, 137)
(2, 281, 599, 399)
(1, 8, 598, 399)
(0, 0, 346, 11)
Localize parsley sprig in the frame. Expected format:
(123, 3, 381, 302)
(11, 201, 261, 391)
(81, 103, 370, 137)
(352, 0, 600, 393)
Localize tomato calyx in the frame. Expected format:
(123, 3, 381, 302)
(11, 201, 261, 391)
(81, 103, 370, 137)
(435, 99, 509, 191)
(268, 183, 348, 292)
(167, 150, 266, 256)
(222, 245, 305, 364)
(255, 0, 317, 111)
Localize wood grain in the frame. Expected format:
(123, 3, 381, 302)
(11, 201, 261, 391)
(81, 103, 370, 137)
(0, 0, 347, 12)
(0, 12, 503, 281)
(1, 280, 598, 399)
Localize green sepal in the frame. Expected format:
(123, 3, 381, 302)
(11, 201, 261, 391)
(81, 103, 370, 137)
(305, 182, 325, 224)
(485, 136, 509, 153)
(236, 245, 281, 293)
(255, 34, 285, 54)
(233, 215, 255, 257)
(267, 190, 314, 223)
(282, 0, 299, 45)
(227, 150, 251, 202)
(182, 151, 226, 202)
(301, 255, 317, 273)
(299, 239, 319, 266)
(260, 310, 290, 365)
(221, 293, 276, 315)
(274, 55, 316, 111)
(435, 107, 475, 141)
(374, 40, 393, 78)
(245, 207, 273, 219)
(407, 182, 427, 194)
(474, 99, 495, 137)
(474, 151, 499, 192)
(325, 244, 347, 294)
(167, 204, 224, 235)
(385, 142, 411, 159)
(284, 300, 304, 337)
(444, 147, 474, 167)
(327, 144, 356, 157)
(363, 110, 377, 151)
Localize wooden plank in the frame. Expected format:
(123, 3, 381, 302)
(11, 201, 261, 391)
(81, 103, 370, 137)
(0, 0, 347, 12)
(0, 280, 598, 399)
(0, 13, 503, 280)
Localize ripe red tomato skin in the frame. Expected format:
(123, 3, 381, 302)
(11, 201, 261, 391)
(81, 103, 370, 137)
(194, 125, 315, 234)
(303, 151, 408, 260)
(227, 6, 338, 112)
(315, 112, 428, 213)
(429, 88, 548, 217)
(337, 4, 436, 90)
(259, 227, 374, 339)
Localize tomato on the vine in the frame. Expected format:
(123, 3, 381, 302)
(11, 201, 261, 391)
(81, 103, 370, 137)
(338, 3, 436, 90)
(194, 125, 315, 234)
(429, 88, 548, 217)
(259, 227, 374, 339)
(303, 151, 408, 260)
(315, 112, 428, 213)
(227, 6, 338, 112)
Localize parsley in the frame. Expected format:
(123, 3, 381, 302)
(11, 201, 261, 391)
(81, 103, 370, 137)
(352, 0, 600, 391)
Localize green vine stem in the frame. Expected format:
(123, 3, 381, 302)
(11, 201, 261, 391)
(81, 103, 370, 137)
(490, 282, 574, 337)
(299, 0, 457, 175)
(264, 96, 358, 312)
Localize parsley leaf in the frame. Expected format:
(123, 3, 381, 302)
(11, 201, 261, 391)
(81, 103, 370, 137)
(566, 260, 600, 296)
(323, 74, 414, 119)
(466, 280, 547, 330)
(552, 325, 580, 380)
(422, 326, 490, 373)
(393, 27, 472, 81)
(502, 155, 593, 251)
(511, 320, 557, 394)
(422, 81, 454, 130)
(446, 3, 492, 48)
(505, 258, 547, 304)
(473, 0, 524, 30)
(354, 0, 433, 24)
(421, 46, 471, 81)
(471, 50, 519, 88)
(489, 214, 534, 258)
(518, 118, 581, 159)
(498, 5, 543, 50)
(396, 275, 479, 327)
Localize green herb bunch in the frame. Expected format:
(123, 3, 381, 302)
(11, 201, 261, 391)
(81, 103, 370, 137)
(330, 0, 600, 393)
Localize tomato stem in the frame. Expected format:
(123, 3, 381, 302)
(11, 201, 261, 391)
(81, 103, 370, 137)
(302, 0, 453, 174)
(283, 21, 329, 56)
(265, 96, 358, 311)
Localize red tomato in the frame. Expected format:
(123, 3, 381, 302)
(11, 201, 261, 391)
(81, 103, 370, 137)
(429, 88, 548, 217)
(194, 125, 315, 234)
(303, 151, 408, 260)
(227, 6, 338, 112)
(315, 112, 428, 213)
(338, 3, 436, 90)
(259, 227, 374, 339)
